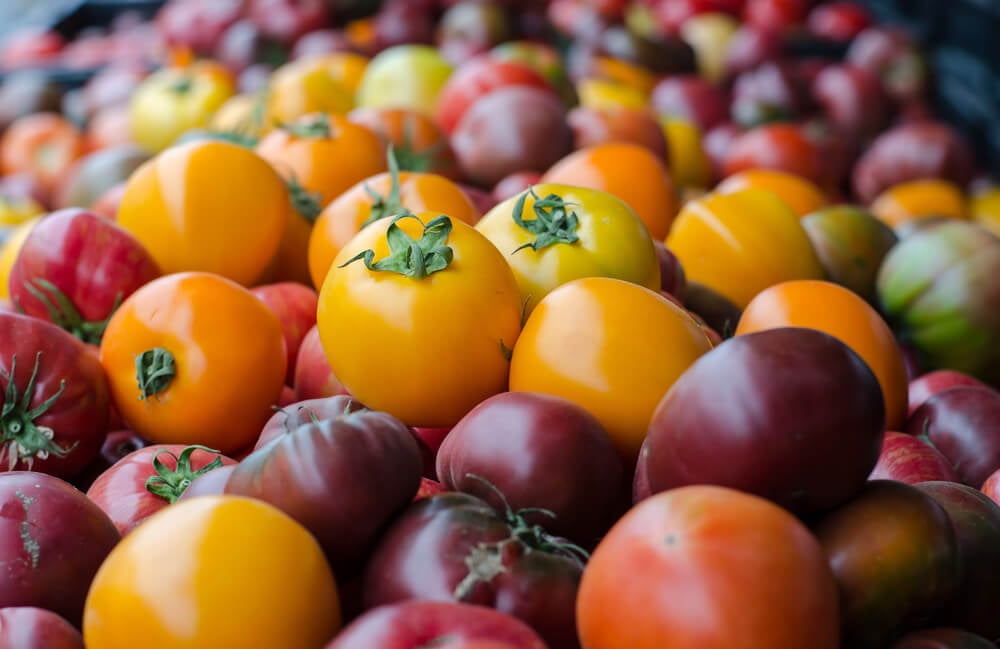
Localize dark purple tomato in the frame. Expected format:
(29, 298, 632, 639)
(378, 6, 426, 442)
(253, 394, 366, 450)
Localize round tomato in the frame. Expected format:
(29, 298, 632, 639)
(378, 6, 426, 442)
(716, 169, 827, 217)
(509, 277, 713, 463)
(267, 53, 368, 126)
(0, 606, 85, 649)
(128, 61, 235, 153)
(317, 212, 522, 427)
(356, 45, 454, 117)
(347, 106, 460, 178)
(0, 194, 43, 228)
(869, 179, 968, 229)
(735, 279, 909, 430)
(542, 142, 678, 240)
(83, 495, 340, 649)
(723, 123, 825, 188)
(308, 159, 480, 289)
(0, 113, 86, 196)
(578, 485, 839, 649)
(99, 272, 287, 455)
(660, 117, 713, 190)
(116, 139, 289, 286)
(476, 183, 660, 314)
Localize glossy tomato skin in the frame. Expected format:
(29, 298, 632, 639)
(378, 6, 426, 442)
(8, 209, 160, 345)
(86, 445, 236, 536)
(325, 601, 548, 649)
(0, 313, 110, 478)
(293, 325, 350, 400)
(226, 409, 423, 575)
(437, 391, 626, 546)
(723, 123, 825, 188)
(869, 432, 959, 484)
(813, 480, 961, 649)
(0, 472, 119, 627)
(567, 106, 669, 160)
(176, 464, 237, 500)
(363, 492, 583, 649)
(0, 113, 86, 196)
(577, 485, 840, 649)
(908, 371, 990, 418)
(891, 628, 998, 649)
(646, 327, 885, 514)
(254, 394, 365, 450)
(0, 606, 84, 649)
(250, 282, 319, 384)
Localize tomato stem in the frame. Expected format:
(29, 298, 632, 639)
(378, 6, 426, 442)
(22, 279, 120, 345)
(510, 189, 581, 254)
(167, 75, 194, 94)
(145, 445, 224, 503)
(0, 352, 73, 470)
(360, 146, 406, 229)
(339, 213, 454, 279)
(392, 119, 447, 174)
(136, 348, 176, 401)
(286, 176, 323, 223)
(279, 113, 334, 139)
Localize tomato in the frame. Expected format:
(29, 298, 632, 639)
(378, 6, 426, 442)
(9, 209, 161, 345)
(542, 142, 678, 240)
(207, 93, 265, 139)
(509, 277, 712, 463)
(577, 486, 840, 649)
(0, 195, 43, 228)
(575, 78, 648, 111)
(666, 188, 824, 308)
(490, 41, 575, 105)
(0, 114, 86, 196)
(0, 218, 39, 300)
(892, 629, 998, 649)
(55, 146, 149, 210)
(128, 61, 236, 153)
(309, 161, 480, 289)
(476, 184, 660, 314)
(250, 283, 318, 384)
(356, 45, 454, 116)
(83, 495, 340, 649)
(85, 105, 135, 153)
(0, 606, 84, 649)
(723, 123, 826, 188)
(680, 12, 740, 83)
(86, 445, 236, 535)
(969, 186, 1000, 238)
(716, 169, 827, 217)
(808, 2, 872, 42)
(318, 212, 521, 427)
(254, 394, 364, 450)
(267, 53, 369, 125)
(660, 117, 713, 189)
(294, 325, 350, 399)
(117, 139, 290, 286)
(99, 272, 287, 455)
(347, 107, 460, 178)
(870, 179, 968, 229)
(249, 0, 330, 46)
(735, 279, 908, 430)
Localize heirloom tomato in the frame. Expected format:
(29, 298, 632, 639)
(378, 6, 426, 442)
(116, 139, 290, 286)
(266, 53, 369, 126)
(99, 272, 287, 455)
(660, 117, 713, 189)
(250, 282, 319, 384)
(83, 496, 340, 649)
(475, 184, 660, 314)
(870, 179, 968, 229)
(969, 186, 1000, 237)
(0, 606, 84, 649)
(0, 195, 43, 228)
(347, 106, 460, 178)
(317, 212, 521, 427)
(716, 169, 827, 217)
(0, 218, 39, 300)
(356, 45, 454, 117)
(0, 114, 86, 196)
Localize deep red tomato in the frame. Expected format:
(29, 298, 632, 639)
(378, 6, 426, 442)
(723, 123, 826, 188)
(250, 283, 319, 385)
(0, 606, 84, 649)
(807, 2, 873, 42)
(743, 0, 808, 32)
(86, 445, 237, 536)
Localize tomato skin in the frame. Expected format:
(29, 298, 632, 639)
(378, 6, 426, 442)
(0, 218, 39, 300)
(99, 272, 287, 455)
(83, 495, 341, 649)
(317, 213, 522, 428)
(294, 324, 350, 400)
(0, 114, 86, 196)
(577, 485, 840, 649)
(0, 195, 43, 229)
(86, 445, 236, 536)
(0, 606, 84, 649)
(723, 123, 826, 188)
(716, 169, 827, 218)
(254, 394, 365, 451)
(267, 53, 367, 126)
(250, 282, 319, 384)
(891, 628, 998, 649)
(347, 107, 461, 179)
(117, 139, 290, 287)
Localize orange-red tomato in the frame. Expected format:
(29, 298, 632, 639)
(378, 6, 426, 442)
(716, 169, 827, 217)
(0, 112, 86, 195)
(735, 279, 908, 430)
(723, 124, 825, 188)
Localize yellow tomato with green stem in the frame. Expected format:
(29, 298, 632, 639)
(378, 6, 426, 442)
(476, 183, 661, 314)
(317, 211, 522, 428)
(266, 53, 368, 127)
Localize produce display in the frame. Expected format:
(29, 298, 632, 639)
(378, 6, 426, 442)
(0, 0, 1000, 648)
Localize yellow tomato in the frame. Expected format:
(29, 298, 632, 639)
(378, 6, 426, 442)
(0, 217, 39, 299)
(209, 93, 267, 139)
(0, 195, 44, 227)
(680, 12, 740, 84)
(970, 186, 1000, 237)
(716, 169, 828, 218)
(116, 139, 289, 286)
(267, 54, 364, 126)
(476, 184, 660, 314)
(588, 56, 657, 97)
(83, 495, 340, 649)
(356, 45, 454, 117)
(869, 179, 968, 228)
(510, 277, 713, 463)
(660, 117, 712, 190)
(576, 78, 648, 111)
(318, 212, 522, 427)
(666, 188, 825, 308)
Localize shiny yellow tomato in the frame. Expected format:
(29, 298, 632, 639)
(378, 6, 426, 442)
(83, 495, 340, 649)
(267, 54, 367, 126)
(660, 117, 713, 190)
(129, 61, 236, 153)
(716, 169, 828, 218)
(117, 139, 289, 286)
(869, 179, 968, 228)
(510, 277, 714, 463)
(666, 188, 825, 308)
(970, 186, 1000, 237)
(576, 78, 648, 111)
(476, 183, 660, 314)
(0, 216, 39, 299)
(356, 45, 454, 117)
(318, 211, 522, 428)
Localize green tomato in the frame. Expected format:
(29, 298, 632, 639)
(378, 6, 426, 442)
(356, 45, 453, 117)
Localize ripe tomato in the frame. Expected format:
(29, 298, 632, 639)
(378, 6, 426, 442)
(0, 606, 85, 649)
(267, 53, 369, 125)
(735, 279, 909, 430)
(250, 282, 318, 384)
(476, 183, 660, 314)
(0, 113, 86, 196)
(660, 117, 713, 190)
(666, 188, 824, 308)
(542, 142, 678, 240)
(0, 194, 43, 228)
(723, 124, 826, 188)
(970, 186, 1000, 238)
(99, 272, 287, 455)
(128, 61, 235, 153)
(0, 218, 39, 300)
(117, 139, 290, 286)
(83, 495, 340, 649)
(577, 486, 840, 649)
(348, 106, 459, 178)
(356, 45, 455, 117)
(317, 212, 522, 427)
(869, 179, 968, 229)
(716, 169, 827, 217)
(509, 277, 713, 463)
(308, 159, 480, 289)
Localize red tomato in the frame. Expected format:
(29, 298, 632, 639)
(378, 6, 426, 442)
(250, 283, 319, 385)
(723, 123, 826, 188)
(294, 325, 350, 400)
(743, 0, 808, 31)
(807, 2, 872, 42)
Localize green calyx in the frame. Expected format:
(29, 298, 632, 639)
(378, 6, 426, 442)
(287, 176, 323, 223)
(167, 75, 194, 94)
(339, 212, 454, 279)
(22, 279, 120, 345)
(136, 348, 176, 401)
(145, 445, 224, 503)
(510, 189, 581, 254)
(279, 113, 334, 139)
(391, 118, 446, 174)
(361, 146, 406, 229)
(0, 352, 72, 470)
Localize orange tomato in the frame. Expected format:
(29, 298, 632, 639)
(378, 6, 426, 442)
(99, 272, 287, 454)
(308, 161, 479, 289)
(735, 279, 908, 430)
(542, 142, 678, 240)
(267, 54, 366, 125)
(666, 188, 824, 308)
(577, 486, 840, 649)
(83, 495, 340, 649)
(716, 169, 828, 218)
(0, 113, 86, 195)
(509, 277, 713, 463)
(869, 179, 968, 228)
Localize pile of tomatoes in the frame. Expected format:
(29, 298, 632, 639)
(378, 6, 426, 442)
(0, 0, 999, 648)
